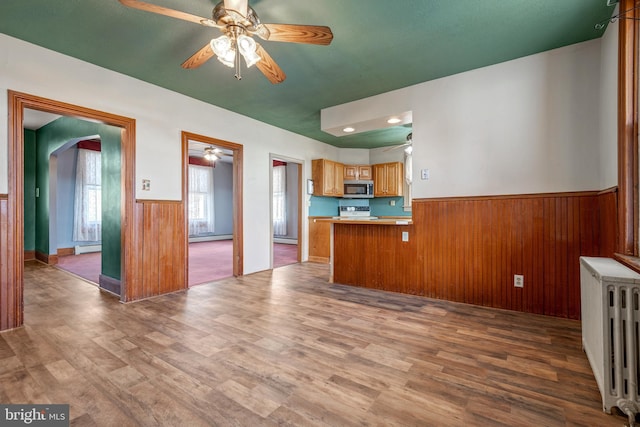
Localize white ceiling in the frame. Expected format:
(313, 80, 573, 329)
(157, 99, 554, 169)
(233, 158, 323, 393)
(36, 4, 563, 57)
(23, 109, 61, 130)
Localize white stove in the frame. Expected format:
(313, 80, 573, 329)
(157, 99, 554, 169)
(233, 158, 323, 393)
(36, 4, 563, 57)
(338, 206, 376, 219)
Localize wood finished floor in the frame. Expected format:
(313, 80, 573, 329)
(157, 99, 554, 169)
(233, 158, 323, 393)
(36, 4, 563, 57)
(0, 261, 627, 426)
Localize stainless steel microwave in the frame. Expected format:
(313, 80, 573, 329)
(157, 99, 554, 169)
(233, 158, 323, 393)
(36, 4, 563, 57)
(343, 180, 374, 198)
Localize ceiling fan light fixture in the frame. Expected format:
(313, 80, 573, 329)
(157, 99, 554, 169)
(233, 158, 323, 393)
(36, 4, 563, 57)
(237, 34, 261, 67)
(211, 35, 235, 67)
(204, 146, 220, 161)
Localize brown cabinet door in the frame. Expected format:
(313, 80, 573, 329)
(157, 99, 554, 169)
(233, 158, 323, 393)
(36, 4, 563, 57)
(386, 162, 402, 196)
(358, 166, 372, 180)
(312, 159, 345, 196)
(373, 163, 387, 196)
(373, 162, 403, 197)
(308, 218, 330, 263)
(323, 160, 336, 195)
(334, 162, 344, 196)
(344, 165, 358, 180)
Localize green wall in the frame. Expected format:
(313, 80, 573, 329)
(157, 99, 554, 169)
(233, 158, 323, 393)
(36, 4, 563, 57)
(24, 129, 37, 251)
(35, 117, 122, 280)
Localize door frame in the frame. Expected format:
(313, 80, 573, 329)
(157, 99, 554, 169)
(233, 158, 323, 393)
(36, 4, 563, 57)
(269, 154, 303, 267)
(182, 131, 243, 277)
(7, 90, 135, 327)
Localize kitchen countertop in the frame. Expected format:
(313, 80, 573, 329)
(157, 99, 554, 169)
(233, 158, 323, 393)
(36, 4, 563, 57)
(314, 217, 412, 225)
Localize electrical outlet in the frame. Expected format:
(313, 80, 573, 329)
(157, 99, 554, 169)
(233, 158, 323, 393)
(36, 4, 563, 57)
(514, 274, 524, 288)
(421, 169, 430, 180)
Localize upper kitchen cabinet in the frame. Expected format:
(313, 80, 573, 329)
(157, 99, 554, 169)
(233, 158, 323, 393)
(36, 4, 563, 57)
(373, 162, 404, 197)
(312, 159, 344, 197)
(344, 165, 372, 181)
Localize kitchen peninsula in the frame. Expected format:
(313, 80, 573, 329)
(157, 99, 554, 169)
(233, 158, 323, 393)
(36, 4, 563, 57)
(314, 217, 413, 287)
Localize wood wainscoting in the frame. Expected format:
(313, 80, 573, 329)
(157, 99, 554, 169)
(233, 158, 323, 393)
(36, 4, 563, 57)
(0, 194, 20, 330)
(127, 200, 187, 301)
(333, 190, 617, 320)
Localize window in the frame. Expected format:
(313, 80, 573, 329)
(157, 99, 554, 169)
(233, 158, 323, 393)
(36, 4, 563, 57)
(73, 148, 102, 242)
(273, 164, 287, 236)
(188, 165, 215, 236)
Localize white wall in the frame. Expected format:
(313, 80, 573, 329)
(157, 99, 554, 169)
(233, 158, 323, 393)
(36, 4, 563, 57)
(0, 34, 339, 274)
(327, 39, 606, 198)
(412, 39, 605, 197)
(599, 17, 619, 189)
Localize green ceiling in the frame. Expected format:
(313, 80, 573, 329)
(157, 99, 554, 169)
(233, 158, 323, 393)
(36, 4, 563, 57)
(0, 0, 615, 148)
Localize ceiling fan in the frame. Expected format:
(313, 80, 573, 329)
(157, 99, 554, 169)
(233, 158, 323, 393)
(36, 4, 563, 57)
(118, 0, 333, 84)
(203, 146, 229, 161)
(384, 132, 413, 153)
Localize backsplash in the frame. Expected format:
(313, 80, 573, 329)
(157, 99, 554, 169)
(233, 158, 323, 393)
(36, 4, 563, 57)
(309, 196, 411, 217)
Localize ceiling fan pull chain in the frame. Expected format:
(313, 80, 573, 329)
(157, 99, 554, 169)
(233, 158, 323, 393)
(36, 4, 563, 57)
(234, 40, 242, 80)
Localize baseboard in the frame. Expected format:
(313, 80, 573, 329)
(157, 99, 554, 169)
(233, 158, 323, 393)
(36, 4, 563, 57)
(36, 251, 58, 265)
(99, 274, 121, 296)
(24, 250, 35, 261)
(308, 256, 329, 264)
(57, 247, 75, 257)
(189, 234, 233, 243)
(274, 237, 298, 245)
(75, 244, 101, 254)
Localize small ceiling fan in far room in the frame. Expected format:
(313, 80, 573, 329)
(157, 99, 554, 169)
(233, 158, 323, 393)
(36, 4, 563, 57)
(118, 0, 334, 84)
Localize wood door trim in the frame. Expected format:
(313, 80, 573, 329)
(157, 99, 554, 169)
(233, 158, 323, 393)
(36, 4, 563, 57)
(8, 91, 135, 325)
(617, 0, 640, 256)
(181, 131, 243, 277)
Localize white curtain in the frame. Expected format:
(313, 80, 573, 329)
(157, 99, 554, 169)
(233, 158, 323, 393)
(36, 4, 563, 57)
(188, 165, 215, 236)
(273, 165, 287, 236)
(73, 148, 102, 242)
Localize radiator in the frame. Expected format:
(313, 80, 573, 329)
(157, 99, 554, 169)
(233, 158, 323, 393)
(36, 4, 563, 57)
(580, 257, 640, 426)
(74, 244, 101, 255)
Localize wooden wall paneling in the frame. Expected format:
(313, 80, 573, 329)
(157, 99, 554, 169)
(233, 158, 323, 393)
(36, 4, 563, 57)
(557, 197, 569, 318)
(566, 197, 580, 319)
(142, 203, 158, 297)
(599, 188, 618, 258)
(0, 196, 11, 330)
(332, 191, 617, 319)
(530, 198, 544, 316)
(131, 201, 186, 300)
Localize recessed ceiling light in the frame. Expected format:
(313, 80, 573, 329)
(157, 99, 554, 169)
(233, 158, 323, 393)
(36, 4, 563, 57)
(343, 127, 355, 133)
(387, 117, 401, 124)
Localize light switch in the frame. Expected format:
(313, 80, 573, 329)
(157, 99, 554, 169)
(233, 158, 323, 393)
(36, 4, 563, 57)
(421, 169, 430, 180)
(402, 231, 409, 242)
(142, 179, 151, 191)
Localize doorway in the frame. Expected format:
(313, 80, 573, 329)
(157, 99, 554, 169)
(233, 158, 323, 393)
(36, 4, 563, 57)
(5, 91, 135, 328)
(270, 155, 302, 268)
(182, 131, 243, 285)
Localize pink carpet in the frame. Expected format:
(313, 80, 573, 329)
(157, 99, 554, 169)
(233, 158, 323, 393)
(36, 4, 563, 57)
(57, 252, 101, 284)
(55, 241, 298, 287)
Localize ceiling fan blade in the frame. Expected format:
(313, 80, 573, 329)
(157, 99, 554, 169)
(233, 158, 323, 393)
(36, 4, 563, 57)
(118, 0, 217, 27)
(181, 43, 215, 69)
(223, 0, 248, 17)
(261, 24, 333, 45)
(255, 44, 286, 84)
